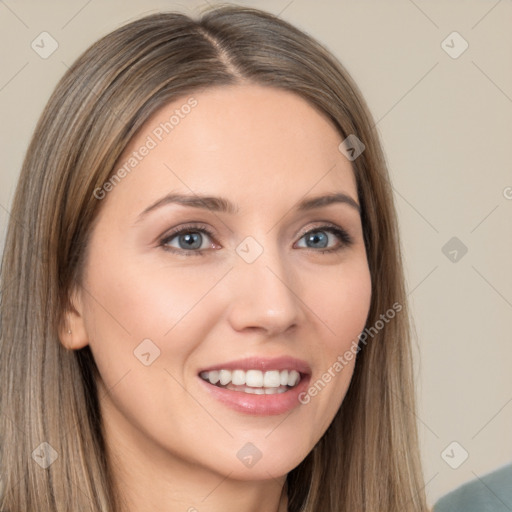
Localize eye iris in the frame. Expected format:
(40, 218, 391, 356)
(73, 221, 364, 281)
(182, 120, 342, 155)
(306, 231, 328, 248)
(179, 232, 202, 250)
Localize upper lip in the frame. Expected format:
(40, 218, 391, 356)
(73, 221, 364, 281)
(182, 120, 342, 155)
(198, 356, 311, 375)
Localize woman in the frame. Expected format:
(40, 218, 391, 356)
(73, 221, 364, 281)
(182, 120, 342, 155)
(0, 6, 429, 511)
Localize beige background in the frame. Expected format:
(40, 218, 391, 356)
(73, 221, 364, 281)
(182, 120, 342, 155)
(1, 0, 511, 507)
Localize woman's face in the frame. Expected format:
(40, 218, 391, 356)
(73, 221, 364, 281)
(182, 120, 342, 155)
(70, 84, 371, 481)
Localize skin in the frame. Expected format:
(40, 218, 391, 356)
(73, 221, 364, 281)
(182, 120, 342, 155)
(61, 84, 372, 512)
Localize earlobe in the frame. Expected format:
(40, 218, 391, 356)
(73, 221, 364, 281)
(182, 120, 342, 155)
(58, 286, 89, 350)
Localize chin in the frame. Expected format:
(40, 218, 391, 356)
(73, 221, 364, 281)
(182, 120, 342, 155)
(201, 439, 311, 481)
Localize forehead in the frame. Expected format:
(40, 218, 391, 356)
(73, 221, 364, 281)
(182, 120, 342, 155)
(106, 84, 357, 215)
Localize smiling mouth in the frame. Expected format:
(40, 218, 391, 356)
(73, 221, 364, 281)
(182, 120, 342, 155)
(199, 368, 302, 395)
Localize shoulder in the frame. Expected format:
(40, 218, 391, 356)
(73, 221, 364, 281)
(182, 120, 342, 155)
(433, 463, 512, 512)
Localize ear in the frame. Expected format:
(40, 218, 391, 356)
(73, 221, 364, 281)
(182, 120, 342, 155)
(58, 285, 89, 350)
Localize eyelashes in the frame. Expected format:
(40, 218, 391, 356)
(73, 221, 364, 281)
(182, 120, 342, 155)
(160, 223, 217, 256)
(159, 222, 354, 257)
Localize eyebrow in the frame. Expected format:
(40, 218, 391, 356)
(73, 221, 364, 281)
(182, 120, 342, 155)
(136, 191, 360, 222)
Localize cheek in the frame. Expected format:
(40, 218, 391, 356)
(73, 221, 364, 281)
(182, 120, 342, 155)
(309, 256, 372, 350)
(300, 258, 371, 426)
(81, 245, 229, 376)
(85, 255, 207, 333)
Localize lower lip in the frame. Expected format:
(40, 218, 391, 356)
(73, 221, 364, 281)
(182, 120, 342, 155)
(198, 374, 311, 416)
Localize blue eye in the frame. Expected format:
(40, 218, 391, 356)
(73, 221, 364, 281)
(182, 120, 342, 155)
(296, 226, 353, 252)
(160, 224, 215, 256)
(171, 232, 205, 250)
(159, 223, 353, 257)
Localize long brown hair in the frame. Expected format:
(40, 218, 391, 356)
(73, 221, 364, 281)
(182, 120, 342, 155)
(0, 6, 428, 511)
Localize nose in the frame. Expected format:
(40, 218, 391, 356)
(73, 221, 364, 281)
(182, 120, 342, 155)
(225, 244, 304, 336)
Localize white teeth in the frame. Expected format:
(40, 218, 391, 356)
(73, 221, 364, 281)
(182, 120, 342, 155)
(265, 386, 285, 394)
(288, 370, 300, 387)
(263, 370, 281, 387)
(231, 369, 246, 386)
(226, 384, 289, 394)
(219, 369, 232, 386)
(200, 368, 303, 389)
(245, 370, 264, 387)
